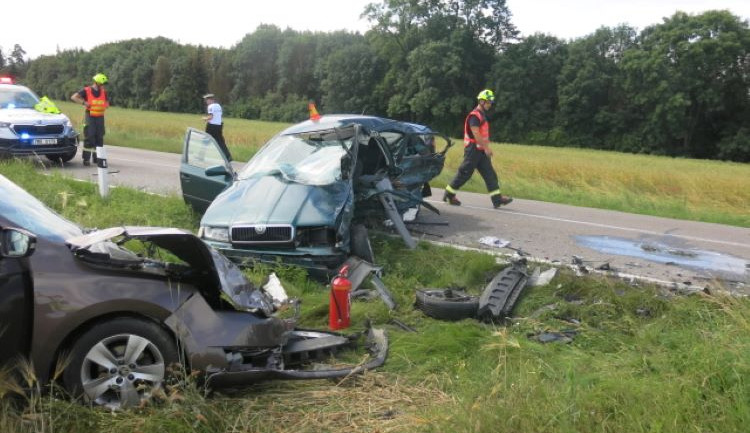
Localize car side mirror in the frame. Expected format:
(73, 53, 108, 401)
(205, 165, 231, 177)
(0, 227, 36, 258)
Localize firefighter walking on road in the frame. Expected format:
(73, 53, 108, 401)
(71, 73, 110, 166)
(443, 89, 513, 208)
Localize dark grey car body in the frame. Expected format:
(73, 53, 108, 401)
(0, 174, 386, 408)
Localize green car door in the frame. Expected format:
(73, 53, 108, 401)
(179, 128, 235, 213)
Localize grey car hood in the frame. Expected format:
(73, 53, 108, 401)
(66, 226, 276, 315)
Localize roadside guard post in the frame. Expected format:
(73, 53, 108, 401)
(96, 146, 109, 198)
(329, 265, 351, 330)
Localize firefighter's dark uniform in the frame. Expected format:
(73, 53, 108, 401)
(446, 107, 500, 197)
(76, 85, 108, 164)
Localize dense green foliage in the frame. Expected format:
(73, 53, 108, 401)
(2, 2, 748, 161)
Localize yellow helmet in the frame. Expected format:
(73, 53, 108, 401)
(93, 73, 108, 85)
(477, 89, 495, 102)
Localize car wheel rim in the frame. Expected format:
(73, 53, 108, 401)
(80, 333, 166, 409)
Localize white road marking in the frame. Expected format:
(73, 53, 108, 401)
(426, 199, 750, 250)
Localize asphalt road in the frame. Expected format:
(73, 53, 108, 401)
(36, 145, 750, 290)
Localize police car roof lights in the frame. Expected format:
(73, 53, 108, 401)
(0, 77, 15, 84)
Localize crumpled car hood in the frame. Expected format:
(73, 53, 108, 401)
(201, 175, 350, 228)
(66, 226, 275, 315)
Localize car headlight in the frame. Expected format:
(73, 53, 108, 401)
(201, 226, 230, 242)
(64, 119, 73, 128)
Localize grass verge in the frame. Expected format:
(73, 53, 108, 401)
(2, 162, 750, 433)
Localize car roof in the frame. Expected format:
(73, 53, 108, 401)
(280, 114, 435, 136)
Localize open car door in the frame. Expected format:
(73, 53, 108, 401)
(179, 128, 235, 214)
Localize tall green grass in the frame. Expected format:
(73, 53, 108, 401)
(435, 142, 750, 227)
(1, 161, 750, 432)
(56, 100, 288, 161)
(53, 100, 749, 227)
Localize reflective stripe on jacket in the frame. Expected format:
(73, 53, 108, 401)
(463, 108, 489, 150)
(84, 86, 108, 117)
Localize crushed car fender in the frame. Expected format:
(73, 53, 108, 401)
(165, 294, 291, 370)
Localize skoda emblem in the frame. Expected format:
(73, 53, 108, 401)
(254, 225, 267, 235)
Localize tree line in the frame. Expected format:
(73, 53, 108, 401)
(3, 1, 749, 161)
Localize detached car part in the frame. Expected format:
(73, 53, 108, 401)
(337, 256, 396, 310)
(477, 262, 529, 322)
(414, 289, 479, 321)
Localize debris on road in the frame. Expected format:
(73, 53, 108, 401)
(479, 236, 510, 249)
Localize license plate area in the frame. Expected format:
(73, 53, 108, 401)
(32, 138, 58, 145)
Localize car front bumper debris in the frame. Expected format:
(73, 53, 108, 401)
(205, 326, 388, 387)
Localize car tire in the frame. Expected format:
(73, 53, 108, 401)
(414, 289, 479, 321)
(62, 317, 179, 409)
(46, 150, 76, 163)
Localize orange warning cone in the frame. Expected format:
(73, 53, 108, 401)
(308, 102, 321, 121)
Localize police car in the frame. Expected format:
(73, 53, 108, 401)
(0, 77, 78, 162)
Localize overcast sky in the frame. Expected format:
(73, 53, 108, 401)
(2, 0, 749, 59)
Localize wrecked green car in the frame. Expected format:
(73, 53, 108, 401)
(179, 115, 452, 275)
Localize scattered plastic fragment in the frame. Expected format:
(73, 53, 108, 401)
(528, 267, 558, 287)
(262, 273, 289, 308)
(531, 330, 577, 344)
(479, 236, 510, 249)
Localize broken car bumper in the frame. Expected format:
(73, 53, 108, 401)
(205, 327, 389, 388)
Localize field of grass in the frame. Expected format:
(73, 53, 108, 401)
(2, 160, 750, 432)
(56, 100, 287, 161)
(54, 100, 750, 228)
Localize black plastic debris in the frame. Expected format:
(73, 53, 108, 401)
(414, 289, 479, 321)
(530, 330, 578, 344)
(476, 261, 529, 322)
(389, 318, 417, 333)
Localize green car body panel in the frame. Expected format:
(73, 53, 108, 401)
(179, 115, 451, 275)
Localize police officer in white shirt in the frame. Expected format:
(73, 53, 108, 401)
(202, 93, 232, 161)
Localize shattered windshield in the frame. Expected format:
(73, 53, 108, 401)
(237, 127, 358, 186)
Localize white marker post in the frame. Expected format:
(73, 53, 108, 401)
(96, 146, 109, 198)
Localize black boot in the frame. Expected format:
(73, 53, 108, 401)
(491, 194, 513, 208)
(443, 190, 461, 206)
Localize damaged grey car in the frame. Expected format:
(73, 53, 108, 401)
(0, 174, 387, 409)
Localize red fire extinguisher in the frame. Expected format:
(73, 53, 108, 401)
(329, 265, 351, 330)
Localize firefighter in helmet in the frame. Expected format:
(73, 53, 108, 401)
(71, 73, 110, 166)
(443, 89, 513, 208)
